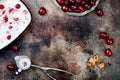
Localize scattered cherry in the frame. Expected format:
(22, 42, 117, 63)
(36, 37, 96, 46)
(11, 44, 19, 51)
(61, 5, 69, 12)
(104, 48, 112, 57)
(38, 7, 46, 15)
(7, 64, 15, 71)
(15, 4, 21, 9)
(96, 9, 104, 16)
(65, 0, 69, 5)
(0, 4, 5, 9)
(100, 32, 107, 39)
(106, 38, 114, 45)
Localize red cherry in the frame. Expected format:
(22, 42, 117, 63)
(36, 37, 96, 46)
(76, 0, 81, 4)
(96, 9, 104, 16)
(38, 7, 46, 15)
(81, 0, 86, 5)
(0, 4, 5, 9)
(78, 6, 84, 13)
(65, 0, 69, 5)
(57, 0, 65, 5)
(70, 5, 77, 11)
(11, 44, 19, 51)
(84, 4, 91, 10)
(106, 38, 114, 45)
(15, 4, 21, 9)
(7, 35, 11, 40)
(61, 5, 69, 12)
(90, 0, 96, 6)
(100, 32, 107, 39)
(7, 64, 15, 71)
(104, 48, 112, 57)
(69, 0, 75, 4)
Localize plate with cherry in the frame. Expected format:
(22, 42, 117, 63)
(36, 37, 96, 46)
(53, 0, 100, 16)
(0, 0, 31, 50)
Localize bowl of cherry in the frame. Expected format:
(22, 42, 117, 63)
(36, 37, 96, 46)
(53, 0, 100, 16)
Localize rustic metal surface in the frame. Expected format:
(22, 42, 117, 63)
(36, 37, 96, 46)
(0, 0, 120, 80)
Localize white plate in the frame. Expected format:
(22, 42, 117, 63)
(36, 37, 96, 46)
(0, 0, 31, 50)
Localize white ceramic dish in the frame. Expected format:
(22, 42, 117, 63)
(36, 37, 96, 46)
(53, 0, 100, 16)
(0, 0, 31, 50)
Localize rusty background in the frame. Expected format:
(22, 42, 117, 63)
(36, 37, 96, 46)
(0, 0, 120, 80)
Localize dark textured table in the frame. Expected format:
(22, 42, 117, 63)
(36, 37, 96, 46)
(0, 0, 120, 80)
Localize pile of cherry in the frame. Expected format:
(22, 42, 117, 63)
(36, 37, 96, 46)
(100, 32, 114, 57)
(56, 0, 97, 12)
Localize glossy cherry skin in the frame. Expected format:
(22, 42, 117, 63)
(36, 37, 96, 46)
(106, 38, 114, 45)
(84, 4, 91, 10)
(78, 6, 84, 13)
(96, 9, 104, 16)
(104, 48, 112, 57)
(61, 5, 69, 12)
(70, 5, 77, 11)
(99, 32, 107, 39)
(65, 0, 69, 5)
(38, 7, 46, 15)
(76, 0, 81, 4)
(11, 44, 19, 51)
(7, 64, 15, 71)
(57, 0, 65, 5)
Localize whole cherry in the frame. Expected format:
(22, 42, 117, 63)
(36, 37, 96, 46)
(38, 7, 46, 15)
(99, 32, 108, 39)
(106, 38, 114, 45)
(7, 64, 16, 71)
(104, 48, 112, 57)
(96, 9, 104, 16)
(11, 44, 19, 51)
(61, 5, 69, 12)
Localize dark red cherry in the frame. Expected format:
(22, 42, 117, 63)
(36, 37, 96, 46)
(90, 0, 96, 6)
(96, 9, 104, 16)
(76, 0, 81, 4)
(106, 38, 114, 45)
(65, 0, 69, 5)
(70, 5, 77, 11)
(38, 7, 46, 15)
(84, 4, 91, 10)
(61, 5, 69, 12)
(100, 32, 107, 39)
(57, 0, 65, 5)
(7, 64, 15, 71)
(78, 6, 84, 13)
(104, 48, 112, 57)
(11, 44, 19, 51)
(15, 4, 21, 9)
